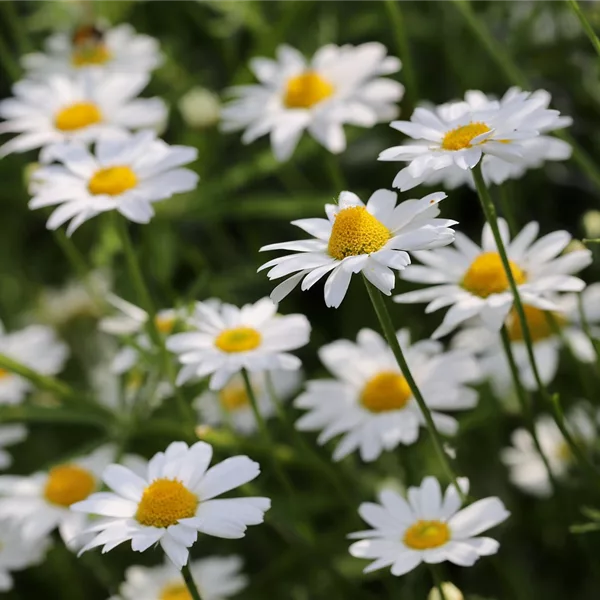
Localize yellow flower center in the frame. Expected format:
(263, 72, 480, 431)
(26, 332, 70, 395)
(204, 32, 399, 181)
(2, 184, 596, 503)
(72, 45, 112, 67)
(219, 383, 250, 412)
(506, 305, 566, 343)
(403, 520, 450, 550)
(88, 166, 138, 196)
(441, 122, 491, 151)
(461, 252, 526, 298)
(361, 371, 412, 413)
(160, 584, 191, 600)
(43, 464, 96, 507)
(215, 327, 262, 353)
(0, 368, 9, 380)
(136, 478, 198, 528)
(155, 314, 176, 334)
(284, 71, 335, 109)
(328, 206, 390, 261)
(55, 102, 102, 132)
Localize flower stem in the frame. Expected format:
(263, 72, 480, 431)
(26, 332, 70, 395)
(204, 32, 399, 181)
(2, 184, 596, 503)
(181, 564, 203, 600)
(362, 277, 465, 499)
(428, 565, 449, 600)
(566, 0, 600, 59)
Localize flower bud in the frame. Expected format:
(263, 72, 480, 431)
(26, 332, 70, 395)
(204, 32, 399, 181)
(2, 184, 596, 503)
(428, 582, 464, 600)
(178, 87, 221, 129)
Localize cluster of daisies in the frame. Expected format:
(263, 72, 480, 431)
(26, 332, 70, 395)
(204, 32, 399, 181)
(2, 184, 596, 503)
(0, 17, 598, 600)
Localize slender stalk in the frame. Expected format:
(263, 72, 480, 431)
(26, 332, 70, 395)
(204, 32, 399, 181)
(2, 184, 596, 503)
(428, 565, 449, 600)
(325, 153, 345, 192)
(0, 404, 109, 428)
(181, 564, 203, 600)
(566, 0, 600, 59)
(362, 277, 465, 499)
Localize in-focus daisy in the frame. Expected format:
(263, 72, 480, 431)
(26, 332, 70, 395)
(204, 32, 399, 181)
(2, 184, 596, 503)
(394, 219, 592, 338)
(349, 476, 510, 575)
(501, 406, 597, 497)
(0, 322, 69, 405)
(0, 521, 51, 591)
(221, 43, 403, 161)
(114, 556, 247, 600)
(0, 425, 27, 470)
(295, 328, 479, 462)
(29, 131, 198, 235)
(72, 441, 270, 569)
(167, 298, 310, 390)
(378, 88, 566, 191)
(259, 189, 456, 308)
(195, 369, 302, 435)
(0, 71, 167, 157)
(22, 24, 163, 76)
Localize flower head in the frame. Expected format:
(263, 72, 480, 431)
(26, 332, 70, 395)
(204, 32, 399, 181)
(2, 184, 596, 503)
(259, 189, 456, 308)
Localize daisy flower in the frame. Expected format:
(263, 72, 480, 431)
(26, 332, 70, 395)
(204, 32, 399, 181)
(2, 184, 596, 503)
(294, 328, 479, 462)
(221, 43, 403, 161)
(378, 88, 561, 191)
(501, 406, 597, 497)
(394, 219, 592, 338)
(0, 522, 51, 591)
(0, 70, 167, 158)
(29, 131, 198, 235)
(22, 24, 163, 77)
(0, 425, 27, 470)
(113, 555, 247, 600)
(0, 322, 69, 405)
(72, 441, 271, 569)
(349, 476, 510, 575)
(259, 189, 456, 308)
(167, 298, 310, 391)
(195, 369, 302, 436)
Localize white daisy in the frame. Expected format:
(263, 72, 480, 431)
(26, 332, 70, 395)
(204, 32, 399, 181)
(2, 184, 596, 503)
(294, 328, 479, 462)
(71, 441, 271, 569)
(167, 298, 310, 391)
(29, 131, 198, 235)
(0, 322, 69, 405)
(195, 369, 302, 436)
(349, 476, 510, 575)
(22, 24, 163, 77)
(221, 42, 403, 161)
(394, 219, 592, 338)
(259, 189, 456, 308)
(114, 555, 247, 600)
(0, 70, 167, 158)
(0, 425, 27, 470)
(378, 88, 562, 191)
(501, 406, 597, 497)
(0, 521, 51, 591)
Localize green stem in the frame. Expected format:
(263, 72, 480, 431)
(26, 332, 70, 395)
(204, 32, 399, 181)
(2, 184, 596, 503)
(181, 564, 203, 600)
(567, 0, 600, 59)
(0, 404, 109, 428)
(496, 184, 518, 236)
(428, 565, 449, 600)
(325, 152, 345, 192)
(362, 277, 465, 500)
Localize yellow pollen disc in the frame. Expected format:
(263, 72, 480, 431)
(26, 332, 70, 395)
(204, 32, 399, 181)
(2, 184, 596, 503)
(219, 384, 250, 412)
(160, 584, 191, 600)
(403, 520, 450, 550)
(328, 206, 390, 260)
(155, 315, 176, 334)
(441, 122, 491, 151)
(55, 102, 102, 132)
(361, 371, 412, 413)
(136, 478, 198, 528)
(88, 166, 137, 196)
(72, 45, 112, 67)
(215, 327, 262, 353)
(506, 305, 565, 343)
(44, 464, 96, 507)
(0, 368, 9, 380)
(284, 71, 334, 109)
(461, 252, 526, 298)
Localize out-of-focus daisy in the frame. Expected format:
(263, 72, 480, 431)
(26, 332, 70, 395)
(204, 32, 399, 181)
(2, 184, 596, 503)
(0, 322, 69, 405)
(349, 476, 510, 575)
(501, 406, 597, 497)
(0, 522, 51, 591)
(0, 71, 167, 158)
(259, 189, 456, 308)
(0, 425, 27, 470)
(195, 369, 302, 436)
(394, 219, 592, 338)
(72, 441, 270, 569)
(22, 24, 163, 76)
(221, 43, 403, 161)
(295, 328, 479, 462)
(29, 131, 198, 235)
(378, 88, 565, 191)
(167, 298, 310, 391)
(113, 556, 247, 600)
